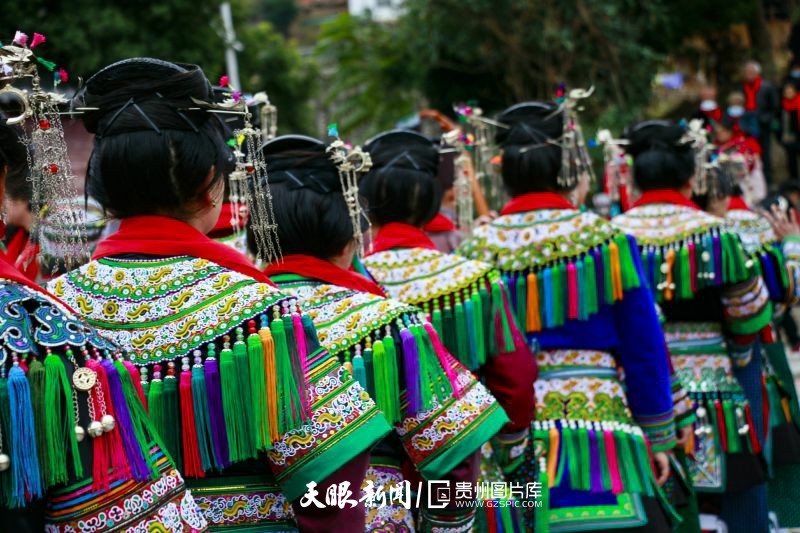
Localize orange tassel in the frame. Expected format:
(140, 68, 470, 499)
(259, 325, 280, 444)
(547, 426, 559, 487)
(664, 249, 676, 301)
(609, 241, 624, 301)
(527, 272, 541, 332)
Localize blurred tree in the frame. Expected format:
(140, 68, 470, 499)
(257, 0, 299, 36)
(314, 13, 421, 137)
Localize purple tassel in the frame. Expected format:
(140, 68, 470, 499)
(204, 358, 230, 468)
(400, 328, 422, 414)
(101, 360, 150, 481)
(589, 428, 603, 493)
(712, 233, 723, 285)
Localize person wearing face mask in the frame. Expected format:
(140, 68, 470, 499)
(696, 85, 722, 127)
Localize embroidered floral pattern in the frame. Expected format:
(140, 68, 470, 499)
(612, 204, 722, 247)
(194, 486, 294, 528)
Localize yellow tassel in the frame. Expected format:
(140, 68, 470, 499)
(665, 249, 676, 301)
(609, 241, 624, 301)
(547, 426, 559, 487)
(527, 272, 541, 332)
(259, 325, 280, 444)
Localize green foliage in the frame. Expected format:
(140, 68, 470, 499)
(257, 0, 299, 36)
(238, 21, 317, 134)
(314, 13, 421, 138)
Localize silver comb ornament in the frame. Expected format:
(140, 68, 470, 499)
(326, 139, 373, 257)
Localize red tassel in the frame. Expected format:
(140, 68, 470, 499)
(57, 67, 69, 83)
(30, 33, 46, 49)
(219, 75, 230, 87)
(179, 367, 204, 478)
(715, 400, 728, 452)
(744, 405, 762, 454)
(86, 359, 129, 492)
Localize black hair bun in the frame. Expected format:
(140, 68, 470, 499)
(623, 120, 690, 157)
(364, 129, 439, 178)
(495, 101, 563, 147)
(262, 134, 340, 193)
(0, 112, 27, 173)
(76, 57, 213, 135)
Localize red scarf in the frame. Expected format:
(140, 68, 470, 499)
(702, 107, 723, 123)
(0, 252, 52, 298)
(728, 196, 750, 211)
(369, 223, 438, 254)
(210, 202, 249, 236)
(500, 192, 576, 216)
(743, 77, 762, 112)
(93, 215, 272, 284)
(264, 254, 387, 297)
(423, 212, 457, 233)
(783, 95, 800, 129)
(5, 229, 39, 281)
(633, 189, 700, 210)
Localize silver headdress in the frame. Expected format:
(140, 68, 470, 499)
(0, 32, 86, 273)
(441, 128, 475, 233)
(326, 137, 373, 256)
(681, 118, 714, 196)
(556, 86, 595, 188)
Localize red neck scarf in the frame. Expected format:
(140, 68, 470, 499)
(633, 189, 700, 210)
(5, 229, 39, 282)
(369, 223, 438, 255)
(423, 212, 457, 233)
(0, 252, 51, 298)
(264, 254, 387, 297)
(93, 215, 272, 284)
(500, 192, 576, 216)
(702, 107, 723, 123)
(744, 77, 762, 112)
(728, 196, 750, 211)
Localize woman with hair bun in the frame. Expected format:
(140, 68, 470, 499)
(49, 58, 391, 532)
(612, 120, 772, 533)
(255, 134, 510, 532)
(359, 129, 538, 529)
(458, 102, 677, 532)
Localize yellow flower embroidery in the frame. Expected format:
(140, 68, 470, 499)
(103, 301, 119, 317)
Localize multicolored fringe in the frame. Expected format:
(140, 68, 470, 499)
(497, 233, 641, 333)
(532, 419, 656, 498)
(0, 349, 160, 509)
(140, 302, 311, 478)
(344, 311, 461, 419)
(689, 395, 759, 457)
(639, 228, 751, 302)
(418, 273, 517, 371)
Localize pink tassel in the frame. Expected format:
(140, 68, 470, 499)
(291, 313, 311, 417)
(232, 90, 242, 102)
(604, 430, 624, 494)
(423, 322, 462, 397)
(13, 31, 28, 46)
(57, 67, 69, 83)
(123, 360, 147, 408)
(30, 33, 46, 49)
(219, 75, 230, 87)
(567, 263, 579, 320)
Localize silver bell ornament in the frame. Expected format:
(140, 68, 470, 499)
(0, 453, 9, 472)
(101, 414, 115, 433)
(75, 425, 86, 442)
(88, 420, 104, 438)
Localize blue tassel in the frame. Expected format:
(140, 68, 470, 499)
(543, 268, 554, 329)
(8, 365, 43, 506)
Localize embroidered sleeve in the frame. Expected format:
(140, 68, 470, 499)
(721, 275, 772, 338)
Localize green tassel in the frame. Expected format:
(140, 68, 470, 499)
(596, 425, 611, 491)
(603, 244, 614, 305)
(679, 246, 692, 299)
(565, 424, 580, 489)
(584, 253, 598, 315)
(271, 315, 302, 433)
(36, 57, 56, 72)
(494, 282, 515, 353)
(442, 303, 457, 357)
(616, 432, 642, 494)
(382, 333, 401, 423)
(536, 460, 550, 533)
(363, 344, 375, 396)
(454, 296, 469, 366)
(471, 288, 486, 365)
(372, 340, 397, 424)
(233, 328, 256, 458)
(147, 377, 164, 458)
(190, 364, 214, 471)
(432, 301, 443, 341)
(27, 358, 47, 483)
(616, 234, 640, 290)
(578, 425, 590, 491)
(162, 368, 182, 469)
(411, 325, 435, 408)
(553, 264, 565, 327)
(723, 400, 741, 454)
(246, 326, 269, 451)
(352, 348, 368, 391)
(219, 337, 248, 463)
(43, 352, 82, 485)
(480, 285, 492, 356)
(633, 432, 654, 497)
(554, 426, 568, 487)
(515, 275, 527, 329)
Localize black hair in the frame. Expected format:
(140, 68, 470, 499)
(361, 130, 442, 227)
(75, 58, 234, 218)
(255, 135, 359, 260)
(0, 113, 29, 198)
(624, 120, 695, 191)
(495, 101, 569, 195)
